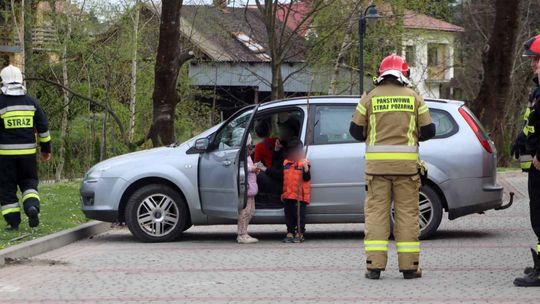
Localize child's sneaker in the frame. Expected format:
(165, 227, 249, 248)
(282, 233, 294, 243)
(293, 233, 305, 243)
(245, 235, 258, 243)
(237, 235, 258, 244)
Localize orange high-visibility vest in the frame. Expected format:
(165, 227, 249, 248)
(282, 160, 311, 204)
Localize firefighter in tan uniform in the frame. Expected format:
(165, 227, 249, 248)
(349, 55, 436, 280)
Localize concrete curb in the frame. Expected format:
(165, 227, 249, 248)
(0, 221, 111, 266)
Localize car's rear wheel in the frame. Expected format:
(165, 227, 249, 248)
(125, 184, 188, 242)
(391, 184, 443, 240)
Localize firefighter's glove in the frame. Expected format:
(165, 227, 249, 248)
(511, 132, 527, 160)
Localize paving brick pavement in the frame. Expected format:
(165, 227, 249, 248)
(0, 172, 538, 303)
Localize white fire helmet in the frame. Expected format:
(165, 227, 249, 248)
(0, 65, 24, 85)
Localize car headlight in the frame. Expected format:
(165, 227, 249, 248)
(85, 166, 110, 181)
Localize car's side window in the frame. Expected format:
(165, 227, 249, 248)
(313, 105, 356, 145)
(431, 109, 458, 138)
(213, 110, 253, 151)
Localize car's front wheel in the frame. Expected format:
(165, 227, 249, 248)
(125, 184, 188, 242)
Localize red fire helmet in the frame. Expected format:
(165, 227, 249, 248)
(523, 34, 540, 57)
(377, 54, 410, 85)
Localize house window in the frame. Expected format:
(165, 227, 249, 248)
(405, 46, 415, 67)
(428, 44, 446, 67)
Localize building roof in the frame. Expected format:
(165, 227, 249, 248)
(176, 5, 306, 63)
(274, 1, 312, 37)
(402, 9, 464, 32)
(275, 1, 464, 34)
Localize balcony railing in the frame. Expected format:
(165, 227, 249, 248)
(427, 65, 449, 83)
(32, 26, 58, 51)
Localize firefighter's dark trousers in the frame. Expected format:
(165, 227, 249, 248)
(0, 155, 40, 228)
(364, 174, 421, 271)
(529, 166, 540, 248)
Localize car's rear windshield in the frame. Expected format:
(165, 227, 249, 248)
(431, 109, 459, 139)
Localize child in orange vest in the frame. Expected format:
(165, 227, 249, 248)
(281, 139, 311, 243)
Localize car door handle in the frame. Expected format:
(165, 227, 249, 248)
(222, 160, 232, 166)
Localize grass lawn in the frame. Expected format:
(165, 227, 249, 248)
(0, 181, 87, 250)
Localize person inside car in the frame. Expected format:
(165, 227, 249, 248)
(254, 119, 277, 168)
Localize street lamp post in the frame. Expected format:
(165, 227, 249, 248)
(358, 4, 381, 95)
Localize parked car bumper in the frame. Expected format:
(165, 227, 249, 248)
(440, 177, 503, 220)
(80, 177, 125, 223)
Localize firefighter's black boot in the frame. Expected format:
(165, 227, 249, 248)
(3, 212, 21, 231)
(5, 224, 18, 231)
(402, 268, 422, 279)
(364, 269, 381, 280)
(514, 249, 540, 287)
(27, 206, 39, 228)
(524, 246, 540, 274)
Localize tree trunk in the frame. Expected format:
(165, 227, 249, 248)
(100, 113, 107, 161)
(128, 1, 140, 142)
(329, 11, 356, 95)
(473, 0, 521, 159)
(10, 0, 25, 71)
(151, 0, 186, 146)
(271, 62, 284, 100)
(55, 2, 72, 181)
(23, 0, 33, 89)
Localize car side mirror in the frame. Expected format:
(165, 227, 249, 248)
(195, 138, 209, 151)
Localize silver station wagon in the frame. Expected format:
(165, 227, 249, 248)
(80, 96, 506, 242)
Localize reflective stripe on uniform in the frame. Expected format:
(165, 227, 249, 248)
(0, 105, 36, 115)
(364, 240, 389, 251)
(537, 244, 540, 252)
(0, 143, 37, 150)
(520, 155, 533, 170)
(365, 152, 419, 160)
(0, 143, 37, 155)
(418, 104, 429, 115)
(365, 145, 418, 153)
(0, 149, 36, 155)
(407, 115, 416, 146)
(524, 108, 531, 120)
(521, 161, 532, 170)
(22, 189, 40, 202)
(38, 131, 51, 143)
(369, 114, 377, 145)
(1, 203, 21, 216)
(0, 110, 35, 119)
(356, 103, 366, 115)
(396, 241, 420, 253)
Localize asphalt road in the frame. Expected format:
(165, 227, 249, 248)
(0, 172, 538, 303)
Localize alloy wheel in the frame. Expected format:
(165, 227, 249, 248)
(137, 194, 179, 237)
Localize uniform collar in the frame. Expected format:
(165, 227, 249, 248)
(1, 83, 27, 96)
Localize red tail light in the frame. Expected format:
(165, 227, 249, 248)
(458, 107, 493, 153)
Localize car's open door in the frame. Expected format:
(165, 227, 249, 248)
(198, 106, 258, 219)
